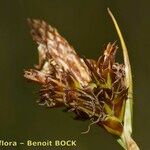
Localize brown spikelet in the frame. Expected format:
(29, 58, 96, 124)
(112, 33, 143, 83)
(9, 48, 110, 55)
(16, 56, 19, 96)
(27, 19, 91, 86)
(24, 15, 139, 150)
(24, 18, 127, 136)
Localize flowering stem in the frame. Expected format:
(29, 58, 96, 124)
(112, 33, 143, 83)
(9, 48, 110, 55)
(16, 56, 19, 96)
(107, 8, 139, 150)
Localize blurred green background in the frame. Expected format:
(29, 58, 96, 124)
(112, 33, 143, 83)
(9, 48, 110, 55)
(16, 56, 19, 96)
(0, 0, 149, 149)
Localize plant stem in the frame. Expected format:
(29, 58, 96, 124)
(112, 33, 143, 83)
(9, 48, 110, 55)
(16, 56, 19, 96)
(107, 8, 140, 150)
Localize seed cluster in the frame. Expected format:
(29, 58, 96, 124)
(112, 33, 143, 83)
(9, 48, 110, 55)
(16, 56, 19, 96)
(24, 19, 128, 136)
